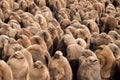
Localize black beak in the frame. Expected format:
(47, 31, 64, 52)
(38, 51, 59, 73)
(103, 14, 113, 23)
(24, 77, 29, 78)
(92, 59, 98, 65)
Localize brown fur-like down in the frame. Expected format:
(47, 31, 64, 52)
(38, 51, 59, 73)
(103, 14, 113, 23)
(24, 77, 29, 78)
(27, 2, 39, 15)
(55, 8, 70, 22)
(8, 12, 21, 23)
(108, 31, 120, 42)
(6, 0, 14, 10)
(110, 58, 120, 80)
(0, 0, 10, 12)
(114, 25, 120, 35)
(73, 25, 91, 40)
(29, 61, 50, 80)
(81, 49, 97, 58)
(30, 35, 47, 48)
(103, 16, 118, 33)
(57, 34, 76, 57)
(115, 40, 120, 49)
(73, 25, 91, 47)
(60, 18, 71, 30)
(66, 43, 84, 60)
(40, 6, 53, 22)
(48, 0, 66, 12)
(20, 12, 35, 28)
(34, 0, 46, 8)
(0, 23, 11, 36)
(27, 44, 51, 66)
(20, 49, 33, 69)
(65, 25, 76, 34)
(13, 2, 19, 11)
(70, 20, 81, 29)
(8, 20, 21, 30)
(108, 43, 120, 59)
(0, 35, 9, 59)
(76, 38, 87, 49)
(17, 28, 33, 38)
(89, 32, 113, 51)
(47, 23, 60, 55)
(0, 9, 4, 21)
(18, 0, 28, 11)
(0, 60, 13, 80)
(84, 19, 100, 34)
(48, 51, 72, 80)
(15, 34, 31, 48)
(93, 2, 104, 17)
(2, 38, 23, 61)
(36, 30, 53, 55)
(77, 56, 101, 80)
(34, 14, 47, 30)
(7, 51, 29, 80)
(105, 3, 116, 17)
(95, 45, 115, 79)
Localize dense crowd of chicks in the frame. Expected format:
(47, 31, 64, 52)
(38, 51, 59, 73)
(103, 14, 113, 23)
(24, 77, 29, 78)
(0, 0, 120, 80)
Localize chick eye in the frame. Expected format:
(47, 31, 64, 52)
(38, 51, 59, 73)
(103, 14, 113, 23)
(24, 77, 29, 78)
(89, 59, 92, 62)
